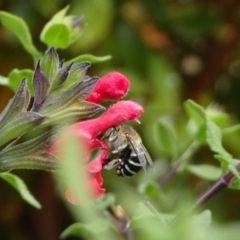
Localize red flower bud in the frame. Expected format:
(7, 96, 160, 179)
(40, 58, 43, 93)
(86, 72, 130, 103)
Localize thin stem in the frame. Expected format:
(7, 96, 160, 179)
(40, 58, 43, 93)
(190, 163, 240, 210)
(159, 141, 199, 186)
(170, 163, 240, 226)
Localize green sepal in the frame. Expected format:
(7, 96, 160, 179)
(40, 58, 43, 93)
(62, 62, 91, 89)
(0, 130, 61, 171)
(32, 61, 51, 111)
(42, 101, 105, 127)
(0, 112, 46, 147)
(40, 76, 99, 114)
(0, 155, 60, 171)
(0, 79, 30, 129)
(50, 63, 72, 91)
(40, 47, 59, 83)
(0, 130, 56, 157)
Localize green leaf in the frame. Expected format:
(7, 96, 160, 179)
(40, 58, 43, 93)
(192, 210, 211, 229)
(61, 223, 88, 239)
(185, 100, 207, 144)
(61, 219, 110, 239)
(128, 202, 175, 229)
(138, 181, 162, 199)
(8, 69, 34, 95)
(95, 193, 116, 210)
(185, 100, 206, 125)
(65, 54, 112, 65)
(157, 120, 178, 159)
(0, 172, 41, 209)
(0, 11, 41, 62)
(187, 164, 221, 181)
(206, 119, 231, 159)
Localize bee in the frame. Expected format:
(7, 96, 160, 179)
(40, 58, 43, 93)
(100, 124, 153, 177)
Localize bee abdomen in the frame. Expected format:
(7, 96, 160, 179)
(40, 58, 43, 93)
(116, 155, 142, 177)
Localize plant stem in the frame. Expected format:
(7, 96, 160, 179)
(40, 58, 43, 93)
(189, 163, 240, 211)
(159, 141, 199, 186)
(170, 164, 240, 226)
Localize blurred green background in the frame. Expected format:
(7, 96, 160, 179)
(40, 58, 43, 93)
(1, 0, 240, 239)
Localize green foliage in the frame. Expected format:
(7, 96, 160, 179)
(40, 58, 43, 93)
(40, 6, 84, 49)
(0, 172, 41, 209)
(0, 11, 41, 63)
(8, 69, 34, 94)
(60, 220, 111, 239)
(156, 120, 178, 160)
(65, 54, 112, 65)
(187, 164, 221, 181)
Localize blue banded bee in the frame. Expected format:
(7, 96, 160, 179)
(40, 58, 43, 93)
(101, 124, 153, 177)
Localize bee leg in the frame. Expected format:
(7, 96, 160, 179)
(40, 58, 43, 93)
(102, 158, 121, 170)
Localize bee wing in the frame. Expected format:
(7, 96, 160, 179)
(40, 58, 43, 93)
(127, 136, 153, 173)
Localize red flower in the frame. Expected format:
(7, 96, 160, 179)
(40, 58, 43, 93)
(50, 71, 144, 204)
(52, 100, 143, 204)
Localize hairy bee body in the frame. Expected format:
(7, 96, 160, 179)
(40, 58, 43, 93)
(101, 124, 153, 177)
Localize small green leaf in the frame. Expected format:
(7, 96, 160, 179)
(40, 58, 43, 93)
(192, 210, 211, 229)
(61, 223, 88, 239)
(188, 164, 221, 181)
(61, 219, 110, 239)
(0, 11, 41, 62)
(8, 69, 34, 95)
(0, 172, 41, 209)
(185, 100, 207, 144)
(157, 120, 178, 159)
(128, 202, 175, 229)
(206, 119, 231, 159)
(185, 100, 206, 125)
(65, 54, 112, 65)
(138, 181, 161, 199)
